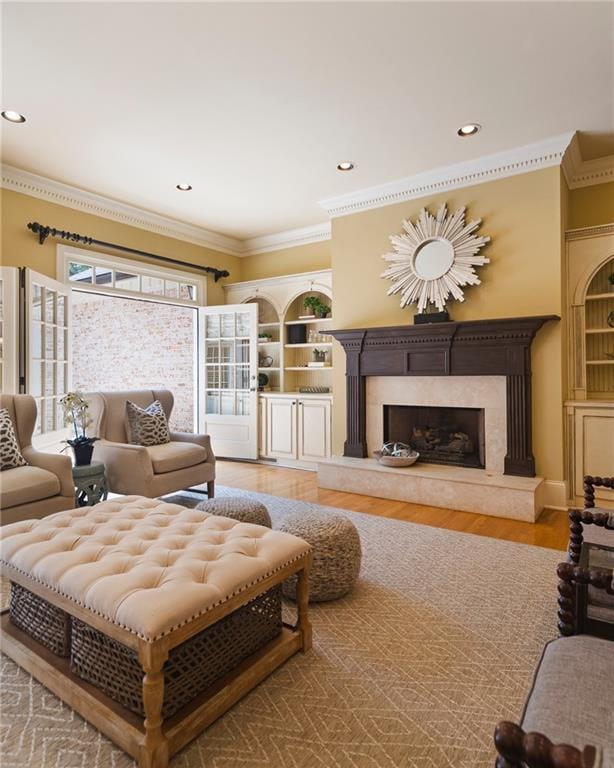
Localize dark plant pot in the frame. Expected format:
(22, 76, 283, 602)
(316, 309, 330, 318)
(73, 442, 95, 466)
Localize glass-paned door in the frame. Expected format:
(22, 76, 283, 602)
(0, 267, 19, 394)
(198, 303, 258, 459)
(25, 270, 72, 445)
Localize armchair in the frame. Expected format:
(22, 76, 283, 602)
(0, 394, 74, 525)
(568, 476, 614, 564)
(86, 390, 215, 498)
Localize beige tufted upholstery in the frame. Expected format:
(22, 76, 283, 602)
(0, 395, 74, 525)
(0, 496, 311, 641)
(85, 390, 216, 498)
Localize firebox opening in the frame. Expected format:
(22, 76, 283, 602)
(383, 405, 485, 469)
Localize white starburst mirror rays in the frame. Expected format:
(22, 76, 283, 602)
(381, 204, 490, 313)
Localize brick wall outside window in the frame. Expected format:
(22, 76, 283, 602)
(72, 292, 196, 432)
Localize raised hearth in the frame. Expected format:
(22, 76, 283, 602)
(329, 316, 558, 478)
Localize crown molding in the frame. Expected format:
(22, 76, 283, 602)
(241, 221, 331, 256)
(318, 132, 576, 218)
(0, 164, 244, 256)
(561, 133, 614, 190)
(223, 268, 332, 292)
(565, 222, 614, 241)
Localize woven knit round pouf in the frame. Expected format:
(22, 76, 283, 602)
(277, 511, 361, 601)
(195, 497, 272, 528)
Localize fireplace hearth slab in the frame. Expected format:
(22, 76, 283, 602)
(317, 457, 545, 523)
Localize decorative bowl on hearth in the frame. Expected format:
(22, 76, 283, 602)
(374, 443, 419, 467)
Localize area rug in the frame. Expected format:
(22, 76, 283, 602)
(0, 488, 563, 768)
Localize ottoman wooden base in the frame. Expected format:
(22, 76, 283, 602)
(1, 557, 312, 768)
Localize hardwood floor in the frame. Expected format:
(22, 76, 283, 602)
(215, 460, 569, 551)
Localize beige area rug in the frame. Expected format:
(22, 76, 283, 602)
(1, 488, 563, 768)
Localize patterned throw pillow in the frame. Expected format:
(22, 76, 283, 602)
(125, 400, 171, 447)
(0, 408, 27, 471)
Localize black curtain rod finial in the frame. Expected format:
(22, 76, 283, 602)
(26, 221, 229, 282)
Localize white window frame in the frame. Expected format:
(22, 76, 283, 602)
(0, 266, 20, 394)
(57, 245, 207, 307)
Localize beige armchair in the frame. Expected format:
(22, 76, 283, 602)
(0, 395, 74, 525)
(86, 390, 215, 498)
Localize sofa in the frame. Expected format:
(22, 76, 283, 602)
(0, 394, 74, 525)
(86, 389, 215, 498)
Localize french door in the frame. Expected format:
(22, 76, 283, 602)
(24, 269, 72, 445)
(198, 303, 258, 459)
(0, 267, 19, 394)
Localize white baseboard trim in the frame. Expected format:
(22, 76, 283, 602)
(541, 480, 568, 511)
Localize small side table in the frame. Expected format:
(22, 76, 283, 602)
(73, 461, 108, 507)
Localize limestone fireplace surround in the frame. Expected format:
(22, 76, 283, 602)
(318, 316, 558, 522)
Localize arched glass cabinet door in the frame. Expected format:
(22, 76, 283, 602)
(198, 303, 258, 459)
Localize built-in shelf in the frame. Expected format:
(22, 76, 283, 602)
(258, 322, 280, 328)
(258, 340, 280, 345)
(285, 366, 333, 371)
(259, 367, 280, 372)
(586, 328, 614, 334)
(586, 360, 614, 365)
(285, 317, 333, 326)
(585, 293, 614, 301)
(284, 342, 333, 348)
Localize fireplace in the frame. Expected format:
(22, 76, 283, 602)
(384, 405, 485, 469)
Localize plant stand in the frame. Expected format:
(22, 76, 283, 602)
(72, 461, 108, 507)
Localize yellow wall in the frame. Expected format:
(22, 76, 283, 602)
(239, 240, 330, 282)
(0, 188, 240, 305)
(331, 166, 565, 482)
(568, 181, 614, 230)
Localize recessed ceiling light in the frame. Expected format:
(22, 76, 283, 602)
(1, 109, 26, 124)
(337, 161, 355, 171)
(457, 123, 481, 137)
(176, 183, 192, 191)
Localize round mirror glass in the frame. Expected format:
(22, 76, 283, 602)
(412, 238, 455, 280)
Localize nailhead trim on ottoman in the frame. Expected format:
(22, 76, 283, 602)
(277, 511, 361, 601)
(195, 497, 272, 528)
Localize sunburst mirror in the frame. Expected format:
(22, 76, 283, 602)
(380, 204, 490, 313)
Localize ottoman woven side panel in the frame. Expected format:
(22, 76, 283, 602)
(70, 586, 282, 719)
(9, 583, 71, 657)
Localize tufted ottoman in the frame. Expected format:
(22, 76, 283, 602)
(277, 511, 361, 602)
(195, 497, 272, 528)
(0, 496, 312, 768)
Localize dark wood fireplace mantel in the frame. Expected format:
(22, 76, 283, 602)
(329, 315, 559, 477)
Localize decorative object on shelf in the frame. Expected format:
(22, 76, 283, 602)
(299, 313, 316, 320)
(303, 296, 331, 318)
(259, 355, 274, 368)
(60, 391, 98, 466)
(287, 324, 307, 345)
(311, 348, 327, 364)
(609, 273, 614, 292)
(258, 373, 269, 391)
(413, 309, 450, 324)
(258, 331, 273, 341)
(299, 386, 331, 394)
(374, 441, 419, 467)
(381, 203, 490, 314)
(608, 311, 614, 328)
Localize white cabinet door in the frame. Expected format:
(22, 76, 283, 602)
(198, 303, 258, 460)
(298, 398, 331, 461)
(258, 396, 268, 457)
(267, 397, 297, 460)
(572, 404, 614, 507)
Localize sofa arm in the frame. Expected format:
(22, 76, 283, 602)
(93, 440, 154, 494)
(494, 722, 597, 768)
(169, 432, 216, 464)
(22, 447, 74, 498)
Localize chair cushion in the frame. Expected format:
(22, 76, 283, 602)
(0, 465, 61, 508)
(0, 496, 312, 640)
(126, 399, 170, 447)
(522, 636, 614, 751)
(147, 441, 207, 474)
(0, 408, 27, 471)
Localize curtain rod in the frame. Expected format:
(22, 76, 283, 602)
(26, 222, 230, 282)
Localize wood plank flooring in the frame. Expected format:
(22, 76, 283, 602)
(216, 460, 569, 551)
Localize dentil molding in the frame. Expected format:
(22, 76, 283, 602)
(561, 133, 614, 190)
(319, 132, 576, 218)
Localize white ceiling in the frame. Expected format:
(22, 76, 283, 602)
(2, 2, 613, 241)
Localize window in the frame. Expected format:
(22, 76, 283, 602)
(58, 246, 205, 306)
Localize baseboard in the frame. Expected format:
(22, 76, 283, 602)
(541, 480, 568, 512)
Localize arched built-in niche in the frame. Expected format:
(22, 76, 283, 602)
(242, 294, 281, 391)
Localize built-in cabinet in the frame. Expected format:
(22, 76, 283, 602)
(224, 270, 333, 468)
(565, 225, 614, 508)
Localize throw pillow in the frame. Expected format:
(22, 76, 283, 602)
(125, 400, 171, 446)
(0, 408, 27, 470)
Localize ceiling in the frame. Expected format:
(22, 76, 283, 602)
(2, 2, 613, 241)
